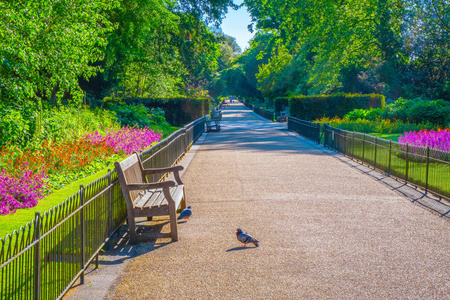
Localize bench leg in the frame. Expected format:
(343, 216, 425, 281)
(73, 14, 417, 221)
(127, 215, 139, 243)
(168, 201, 178, 241)
(180, 187, 186, 210)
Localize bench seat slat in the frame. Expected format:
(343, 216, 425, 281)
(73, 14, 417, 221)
(134, 185, 184, 210)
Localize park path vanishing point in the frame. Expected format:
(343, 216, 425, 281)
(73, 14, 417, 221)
(67, 102, 449, 299)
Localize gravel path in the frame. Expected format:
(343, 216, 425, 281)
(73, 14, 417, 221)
(66, 102, 449, 299)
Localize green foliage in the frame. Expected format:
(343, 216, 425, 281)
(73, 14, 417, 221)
(315, 117, 435, 134)
(0, 102, 119, 149)
(106, 102, 177, 136)
(107, 102, 153, 128)
(289, 93, 385, 121)
(0, 0, 119, 104)
(405, 100, 450, 127)
(122, 97, 211, 126)
(383, 98, 450, 126)
(344, 108, 384, 121)
(241, 0, 449, 100)
(274, 97, 289, 112)
(0, 105, 30, 148)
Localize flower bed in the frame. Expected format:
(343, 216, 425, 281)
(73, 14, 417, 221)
(0, 126, 162, 215)
(399, 128, 450, 152)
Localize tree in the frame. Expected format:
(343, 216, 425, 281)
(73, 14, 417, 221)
(0, 0, 118, 104)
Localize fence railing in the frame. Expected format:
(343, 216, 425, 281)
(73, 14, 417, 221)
(287, 119, 450, 200)
(0, 117, 205, 300)
(252, 106, 274, 121)
(320, 124, 449, 200)
(287, 117, 321, 143)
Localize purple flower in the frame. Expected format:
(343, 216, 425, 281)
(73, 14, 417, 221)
(0, 168, 48, 215)
(84, 125, 162, 155)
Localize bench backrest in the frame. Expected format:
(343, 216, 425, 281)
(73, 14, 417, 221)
(114, 153, 145, 209)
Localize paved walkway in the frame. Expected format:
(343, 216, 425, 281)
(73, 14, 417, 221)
(66, 102, 449, 299)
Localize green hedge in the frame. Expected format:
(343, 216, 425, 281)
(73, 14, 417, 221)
(286, 93, 385, 121)
(274, 97, 289, 112)
(122, 97, 210, 126)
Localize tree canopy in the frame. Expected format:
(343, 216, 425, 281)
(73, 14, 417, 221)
(213, 0, 449, 101)
(0, 0, 237, 104)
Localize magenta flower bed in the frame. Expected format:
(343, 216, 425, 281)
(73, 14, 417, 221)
(0, 168, 48, 215)
(399, 129, 450, 152)
(84, 126, 162, 155)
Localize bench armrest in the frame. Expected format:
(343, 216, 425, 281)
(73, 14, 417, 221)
(127, 181, 176, 190)
(142, 165, 184, 185)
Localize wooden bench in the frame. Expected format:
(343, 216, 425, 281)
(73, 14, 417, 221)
(212, 109, 222, 121)
(114, 153, 186, 243)
(205, 115, 221, 132)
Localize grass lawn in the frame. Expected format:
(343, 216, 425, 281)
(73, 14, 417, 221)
(368, 132, 403, 142)
(346, 137, 450, 198)
(0, 163, 117, 239)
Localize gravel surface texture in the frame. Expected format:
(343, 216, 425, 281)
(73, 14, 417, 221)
(66, 102, 449, 300)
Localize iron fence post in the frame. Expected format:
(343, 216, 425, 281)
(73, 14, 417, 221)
(425, 147, 430, 194)
(80, 185, 85, 284)
(388, 140, 392, 175)
(107, 170, 112, 233)
(352, 132, 355, 160)
(374, 137, 378, 170)
(362, 134, 366, 163)
(33, 212, 41, 300)
(405, 144, 409, 183)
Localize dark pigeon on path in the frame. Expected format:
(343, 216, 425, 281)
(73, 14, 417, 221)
(236, 228, 259, 247)
(177, 206, 192, 221)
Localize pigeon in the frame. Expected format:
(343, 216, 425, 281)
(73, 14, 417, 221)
(236, 228, 259, 247)
(177, 206, 192, 221)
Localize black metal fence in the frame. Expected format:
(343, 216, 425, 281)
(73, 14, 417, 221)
(0, 117, 205, 300)
(288, 122, 449, 200)
(252, 106, 274, 121)
(287, 117, 321, 143)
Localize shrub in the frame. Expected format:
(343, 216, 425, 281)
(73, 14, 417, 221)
(0, 106, 30, 148)
(407, 100, 450, 126)
(274, 97, 289, 112)
(314, 117, 435, 133)
(122, 97, 211, 126)
(383, 98, 450, 126)
(107, 102, 153, 128)
(0, 102, 119, 150)
(289, 93, 385, 120)
(344, 108, 384, 121)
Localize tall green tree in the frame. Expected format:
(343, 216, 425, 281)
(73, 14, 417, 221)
(0, 0, 118, 104)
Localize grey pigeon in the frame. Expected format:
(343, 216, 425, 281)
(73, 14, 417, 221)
(236, 228, 259, 247)
(177, 206, 192, 221)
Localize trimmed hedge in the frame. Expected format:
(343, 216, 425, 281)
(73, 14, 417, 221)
(274, 97, 289, 112)
(284, 93, 385, 121)
(121, 97, 210, 126)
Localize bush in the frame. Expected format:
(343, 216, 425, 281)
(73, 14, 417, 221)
(344, 108, 384, 121)
(0, 102, 120, 149)
(0, 106, 30, 148)
(383, 98, 450, 126)
(314, 117, 435, 134)
(107, 102, 153, 128)
(122, 97, 211, 126)
(274, 97, 289, 112)
(289, 93, 385, 120)
(407, 100, 450, 126)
